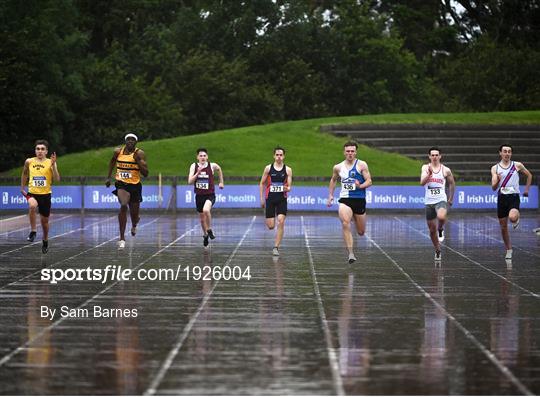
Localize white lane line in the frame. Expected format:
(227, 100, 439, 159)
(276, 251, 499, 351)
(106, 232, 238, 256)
(144, 216, 256, 396)
(0, 216, 113, 256)
(394, 217, 539, 299)
(451, 219, 540, 259)
(365, 232, 534, 396)
(0, 215, 27, 222)
(0, 215, 73, 236)
(301, 216, 344, 396)
(0, 223, 199, 368)
(0, 218, 159, 290)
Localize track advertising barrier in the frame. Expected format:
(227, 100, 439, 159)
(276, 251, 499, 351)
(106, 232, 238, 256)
(1, 185, 538, 211)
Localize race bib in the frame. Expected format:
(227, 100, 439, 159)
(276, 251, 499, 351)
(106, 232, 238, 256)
(117, 171, 132, 180)
(500, 186, 517, 194)
(342, 179, 356, 191)
(269, 184, 285, 193)
(31, 176, 47, 187)
(196, 181, 209, 190)
(429, 188, 442, 196)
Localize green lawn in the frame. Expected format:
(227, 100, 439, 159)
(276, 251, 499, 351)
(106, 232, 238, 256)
(5, 111, 540, 179)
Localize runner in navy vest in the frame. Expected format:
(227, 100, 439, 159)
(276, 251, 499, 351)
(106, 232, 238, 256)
(491, 144, 532, 260)
(327, 141, 372, 264)
(188, 148, 224, 247)
(259, 146, 293, 256)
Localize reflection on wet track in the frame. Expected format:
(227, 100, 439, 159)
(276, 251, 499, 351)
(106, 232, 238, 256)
(0, 212, 538, 395)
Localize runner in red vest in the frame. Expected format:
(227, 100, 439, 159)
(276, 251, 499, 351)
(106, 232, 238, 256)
(188, 148, 224, 247)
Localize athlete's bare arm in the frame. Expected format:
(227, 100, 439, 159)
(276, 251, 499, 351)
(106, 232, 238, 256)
(50, 152, 60, 182)
(188, 163, 201, 184)
(135, 149, 149, 177)
(327, 164, 340, 206)
(286, 166, 293, 192)
(358, 161, 372, 189)
(445, 167, 455, 205)
(213, 163, 224, 189)
(516, 162, 533, 196)
(20, 159, 30, 194)
(259, 165, 271, 208)
(106, 147, 121, 187)
(420, 164, 433, 185)
(491, 164, 500, 191)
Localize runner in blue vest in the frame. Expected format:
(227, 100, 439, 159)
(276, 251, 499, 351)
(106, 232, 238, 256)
(327, 141, 372, 264)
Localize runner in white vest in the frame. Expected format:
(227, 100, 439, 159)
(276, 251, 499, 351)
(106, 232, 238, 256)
(491, 144, 532, 260)
(420, 147, 455, 261)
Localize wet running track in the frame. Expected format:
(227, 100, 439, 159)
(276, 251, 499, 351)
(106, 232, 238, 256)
(0, 212, 539, 395)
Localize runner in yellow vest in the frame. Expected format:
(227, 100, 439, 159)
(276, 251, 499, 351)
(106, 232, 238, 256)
(106, 133, 148, 249)
(20, 140, 61, 254)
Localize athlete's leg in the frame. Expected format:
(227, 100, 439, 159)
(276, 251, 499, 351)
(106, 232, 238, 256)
(338, 203, 354, 254)
(198, 211, 206, 232)
(128, 201, 140, 235)
(436, 207, 447, 231)
(266, 218, 275, 229)
(499, 217, 511, 250)
(202, 199, 213, 233)
(117, 189, 131, 241)
(509, 208, 520, 225)
(352, 213, 366, 236)
(28, 197, 38, 232)
(40, 214, 49, 241)
(427, 219, 440, 250)
(275, 214, 286, 248)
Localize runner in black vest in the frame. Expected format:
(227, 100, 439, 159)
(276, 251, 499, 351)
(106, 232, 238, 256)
(259, 146, 293, 256)
(188, 148, 224, 247)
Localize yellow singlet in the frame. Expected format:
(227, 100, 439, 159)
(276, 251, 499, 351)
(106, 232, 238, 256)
(28, 158, 53, 194)
(115, 146, 141, 184)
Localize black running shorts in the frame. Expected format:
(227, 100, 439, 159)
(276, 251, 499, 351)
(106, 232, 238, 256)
(265, 197, 287, 218)
(497, 193, 520, 219)
(338, 198, 366, 215)
(27, 193, 51, 217)
(196, 194, 216, 213)
(113, 181, 143, 203)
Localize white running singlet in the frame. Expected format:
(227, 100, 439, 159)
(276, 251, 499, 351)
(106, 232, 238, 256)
(496, 161, 520, 195)
(424, 165, 447, 205)
(339, 160, 365, 199)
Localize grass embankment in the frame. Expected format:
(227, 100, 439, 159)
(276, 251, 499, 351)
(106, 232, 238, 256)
(5, 111, 540, 180)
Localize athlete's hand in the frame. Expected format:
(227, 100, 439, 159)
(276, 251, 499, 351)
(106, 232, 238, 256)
(218, 182, 224, 189)
(448, 200, 453, 207)
(327, 196, 334, 207)
(523, 191, 529, 197)
(105, 178, 111, 188)
(261, 201, 265, 209)
(50, 152, 57, 164)
(355, 180, 362, 188)
(427, 165, 433, 175)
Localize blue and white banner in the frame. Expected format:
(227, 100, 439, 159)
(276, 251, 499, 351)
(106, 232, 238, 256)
(365, 185, 538, 210)
(177, 185, 538, 211)
(1, 185, 537, 210)
(84, 185, 172, 209)
(0, 186, 81, 210)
